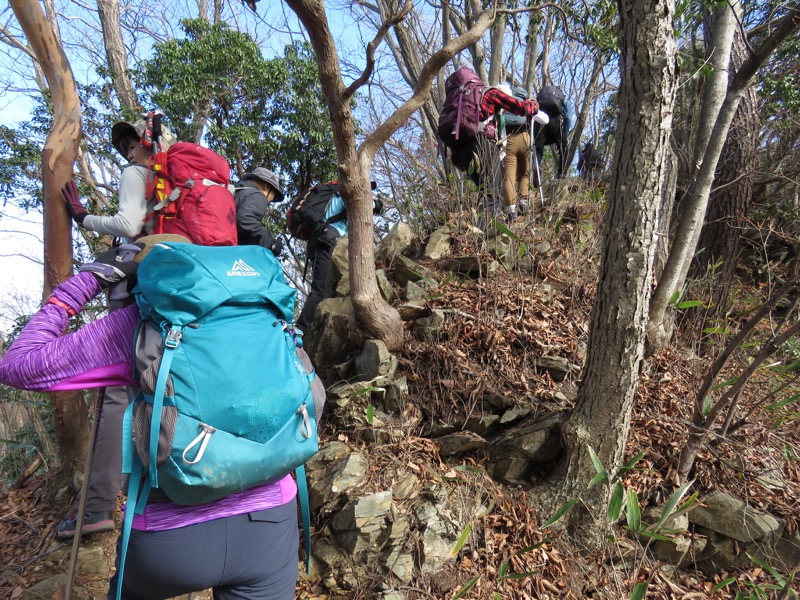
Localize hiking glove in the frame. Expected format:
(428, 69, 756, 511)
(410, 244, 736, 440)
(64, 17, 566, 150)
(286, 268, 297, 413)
(79, 243, 145, 288)
(62, 181, 89, 226)
(269, 237, 284, 257)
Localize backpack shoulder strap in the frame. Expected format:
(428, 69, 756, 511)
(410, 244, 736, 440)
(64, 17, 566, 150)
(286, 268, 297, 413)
(322, 191, 347, 226)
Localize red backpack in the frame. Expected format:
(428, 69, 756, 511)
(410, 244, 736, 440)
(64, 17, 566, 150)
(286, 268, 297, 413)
(145, 142, 238, 246)
(437, 67, 486, 150)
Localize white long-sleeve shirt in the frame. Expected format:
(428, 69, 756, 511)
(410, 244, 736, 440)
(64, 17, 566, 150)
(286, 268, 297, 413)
(82, 165, 149, 241)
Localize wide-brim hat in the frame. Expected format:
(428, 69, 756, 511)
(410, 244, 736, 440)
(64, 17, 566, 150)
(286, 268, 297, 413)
(111, 117, 176, 158)
(242, 167, 284, 202)
(134, 234, 191, 263)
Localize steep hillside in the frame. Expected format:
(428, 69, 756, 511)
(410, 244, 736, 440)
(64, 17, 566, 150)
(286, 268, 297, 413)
(1, 183, 798, 599)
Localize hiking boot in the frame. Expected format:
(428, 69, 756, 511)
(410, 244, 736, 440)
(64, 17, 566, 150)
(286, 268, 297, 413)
(518, 198, 529, 215)
(506, 205, 518, 222)
(56, 510, 115, 539)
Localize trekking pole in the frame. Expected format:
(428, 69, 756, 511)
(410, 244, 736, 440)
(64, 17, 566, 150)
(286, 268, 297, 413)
(65, 388, 104, 600)
(530, 117, 545, 208)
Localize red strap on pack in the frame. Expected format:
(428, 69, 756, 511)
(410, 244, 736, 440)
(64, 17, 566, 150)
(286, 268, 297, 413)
(46, 296, 77, 316)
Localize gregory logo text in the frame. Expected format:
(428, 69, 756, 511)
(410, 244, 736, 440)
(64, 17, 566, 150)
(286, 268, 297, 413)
(227, 260, 261, 277)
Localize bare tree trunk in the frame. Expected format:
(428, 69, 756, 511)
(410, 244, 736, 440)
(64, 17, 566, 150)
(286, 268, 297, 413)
(693, 25, 759, 317)
(454, 0, 489, 83)
(647, 6, 800, 353)
(691, 1, 737, 169)
(564, 57, 603, 169)
(97, 0, 141, 113)
(538, 9, 555, 87)
(374, 0, 439, 140)
(557, 0, 676, 548)
(285, 0, 403, 349)
(487, 0, 505, 85)
(522, 12, 539, 93)
(10, 0, 88, 474)
(440, 1, 453, 178)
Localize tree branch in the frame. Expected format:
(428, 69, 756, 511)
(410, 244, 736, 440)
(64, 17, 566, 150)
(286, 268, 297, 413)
(344, 0, 413, 100)
(730, 6, 800, 91)
(0, 23, 37, 60)
(360, 7, 497, 161)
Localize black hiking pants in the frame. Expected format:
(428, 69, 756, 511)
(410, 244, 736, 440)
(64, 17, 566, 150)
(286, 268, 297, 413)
(297, 225, 341, 333)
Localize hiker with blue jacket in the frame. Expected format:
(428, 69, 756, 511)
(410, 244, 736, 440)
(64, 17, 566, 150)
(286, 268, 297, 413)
(295, 183, 382, 333)
(234, 167, 285, 255)
(296, 186, 349, 333)
(0, 238, 321, 599)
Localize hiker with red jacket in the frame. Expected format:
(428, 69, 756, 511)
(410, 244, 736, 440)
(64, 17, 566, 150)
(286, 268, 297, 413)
(438, 69, 539, 187)
(501, 85, 535, 221)
(452, 88, 538, 186)
(0, 239, 317, 599)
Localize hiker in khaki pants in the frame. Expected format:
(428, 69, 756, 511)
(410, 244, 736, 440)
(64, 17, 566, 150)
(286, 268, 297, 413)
(502, 128, 532, 222)
(502, 86, 532, 222)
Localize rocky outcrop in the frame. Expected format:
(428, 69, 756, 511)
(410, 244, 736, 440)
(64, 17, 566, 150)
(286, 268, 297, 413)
(297, 212, 798, 598)
(638, 491, 797, 576)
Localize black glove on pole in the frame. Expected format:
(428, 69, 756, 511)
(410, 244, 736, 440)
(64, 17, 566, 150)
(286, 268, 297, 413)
(79, 243, 144, 289)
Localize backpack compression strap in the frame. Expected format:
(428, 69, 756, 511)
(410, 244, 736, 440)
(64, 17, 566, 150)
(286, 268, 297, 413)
(148, 327, 183, 488)
(454, 83, 465, 141)
(296, 464, 312, 574)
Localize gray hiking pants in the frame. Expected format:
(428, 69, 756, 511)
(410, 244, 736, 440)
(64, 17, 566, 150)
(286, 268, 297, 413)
(83, 293, 131, 515)
(85, 384, 127, 513)
(107, 498, 299, 599)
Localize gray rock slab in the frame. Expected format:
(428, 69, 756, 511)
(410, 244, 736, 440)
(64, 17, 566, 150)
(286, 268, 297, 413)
(689, 493, 784, 543)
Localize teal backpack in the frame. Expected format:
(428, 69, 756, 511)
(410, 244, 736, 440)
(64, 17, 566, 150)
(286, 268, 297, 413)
(117, 242, 321, 599)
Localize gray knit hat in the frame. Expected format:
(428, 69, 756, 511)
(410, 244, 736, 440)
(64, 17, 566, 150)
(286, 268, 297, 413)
(243, 168, 284, 202)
